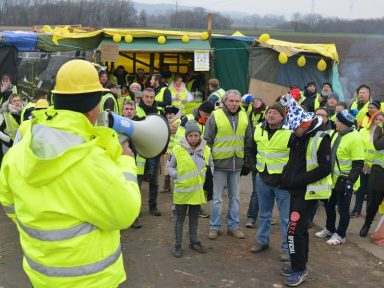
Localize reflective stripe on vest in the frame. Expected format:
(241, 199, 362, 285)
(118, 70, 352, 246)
(124, 172, 138, 184)
(305, 131, 332, 200)
(212, 109, 248, 159)
(173, 145, 210, 194)
(254, 123, 291, 174)
(4, 112, 19, 140)
(18, 220, 97, 241)
(24, 244, 121, 277)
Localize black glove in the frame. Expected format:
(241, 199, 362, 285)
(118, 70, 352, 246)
(344, 181, 353, 201)
(240, 166, 251, 176)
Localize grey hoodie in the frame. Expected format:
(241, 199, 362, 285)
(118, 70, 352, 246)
(203, 105, 252, 171)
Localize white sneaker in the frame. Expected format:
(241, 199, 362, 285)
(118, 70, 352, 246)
(326, 233, 346, 246)
(315, 228, 333, 238)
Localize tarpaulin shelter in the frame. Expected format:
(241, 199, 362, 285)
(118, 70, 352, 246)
(0, 27, 343, 103)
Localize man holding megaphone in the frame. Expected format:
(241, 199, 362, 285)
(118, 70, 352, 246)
(0, 60, 141, 288)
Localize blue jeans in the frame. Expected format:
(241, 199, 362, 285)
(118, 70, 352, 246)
(210, 170, 241, 231)
(256, 175, 290, 251)
(246, 171, 259, 224)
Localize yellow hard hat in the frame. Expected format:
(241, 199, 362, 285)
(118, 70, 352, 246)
(51, 60, 109, 94)
(35, 99, 49, 109)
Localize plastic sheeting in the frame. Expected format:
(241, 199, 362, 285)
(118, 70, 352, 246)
(0, 32, 37, 52)
(0, 46, 18, 83)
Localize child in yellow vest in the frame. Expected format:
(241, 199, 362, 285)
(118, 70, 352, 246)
(166, 120, 213, 257)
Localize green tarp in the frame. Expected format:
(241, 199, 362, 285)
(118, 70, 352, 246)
(211, 37, 251, 94)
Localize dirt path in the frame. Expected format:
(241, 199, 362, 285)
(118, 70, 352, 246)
(1, 175, 383, 288)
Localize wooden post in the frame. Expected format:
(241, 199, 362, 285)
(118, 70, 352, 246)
(207, 13, 212, 42)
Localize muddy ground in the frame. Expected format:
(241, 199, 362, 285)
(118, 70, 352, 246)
(1, 175, 384, 288)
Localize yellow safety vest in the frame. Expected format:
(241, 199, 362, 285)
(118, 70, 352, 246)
(155, 87, 167, 103)
(168, 86, 187, 113)
(186, 79, 196, 91)
(212, 109, 248, 160)
(331, 129, 365, 190)
(250, 110, 265, 129)
(4, 112, 20, 140)
(172, 144, 210, 205)
(167, 118, 181, 154)
(305, 131, 332, 200)
(350, 101, 369, 126)
(240, 104, 253, 116)
(136, 154, 146, 175)
(0, 110, 141, 288)
(100, 93, 118, 113)
(359, 127, 376, 168)
(254, 123, 291, 174)
(175, 114, 195, 143)
(372, 127, 384, 168)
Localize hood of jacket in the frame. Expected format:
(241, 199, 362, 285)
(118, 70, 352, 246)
(12, 108, 119, 186)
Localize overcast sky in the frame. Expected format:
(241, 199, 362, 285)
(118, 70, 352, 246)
(134, 0, 383, 19)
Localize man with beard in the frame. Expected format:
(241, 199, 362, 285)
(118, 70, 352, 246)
(301, 81, 320, 112)
(314, 82, 333, 111)
(136, 88, 164, 216)
(150, 74, 172, 110)
(0, 93, 24, 161)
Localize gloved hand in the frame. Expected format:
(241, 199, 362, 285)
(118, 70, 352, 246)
(344, 181, 353, 201)
(240, 166, 251, 176)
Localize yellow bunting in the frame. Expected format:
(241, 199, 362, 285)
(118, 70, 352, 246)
(278, 52, 288, 64)
(200, 31, 209, 40)
(157, 36, 166, 44)
(182, 35, 190, 43)
(258, 33, 270, 42)
(125, 35, 133, 43)
(317, 59, 327, 71)
(297, 55, 306, 67)
(112, 34, 121, 43)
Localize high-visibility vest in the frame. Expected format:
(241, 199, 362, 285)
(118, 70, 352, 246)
(331, 129, 365, 190)
(100, 93, 118, 113)
(305, 131, 332, 200)
(4, 112, 20, 140)
(21, 102, 36, 122)
(359, 127, 376, 168)
(254, 123, 291, 174)
(350, 101, 369, 126)
(135, 105, 161, 119)
(372, 127, 384, 168)
(172, 144, 210, 204)
(240, 104, 253, 116)
(175, 114, 195, 143)
(167, 118, 181, 154)
(211, 88, 225, 102)
(212, 109, 248, 160)
(0, 109, 141, 288)
(155, 87, 167, 103)
(250, 110, 265, 129)
(136, 154, 146, 175)
(168, 86, 187, 113)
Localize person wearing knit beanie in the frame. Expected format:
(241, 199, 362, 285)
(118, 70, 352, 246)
(370, 100, 381, 111)
(266, 103, 285, 118)
(336, 109, 357, 127)
(185, 120, 201, 136)
(198, 101, 215, 114)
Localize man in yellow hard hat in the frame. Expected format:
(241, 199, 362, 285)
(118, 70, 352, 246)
(0, 59, 141, 288)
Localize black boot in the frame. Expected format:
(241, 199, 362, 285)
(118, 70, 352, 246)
(360, 223, 370, 237)
(173, 245, 182, 258)
(150, 207, 162, 216)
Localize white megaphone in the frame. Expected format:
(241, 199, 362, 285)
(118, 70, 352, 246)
(96, 111, 170, 159)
